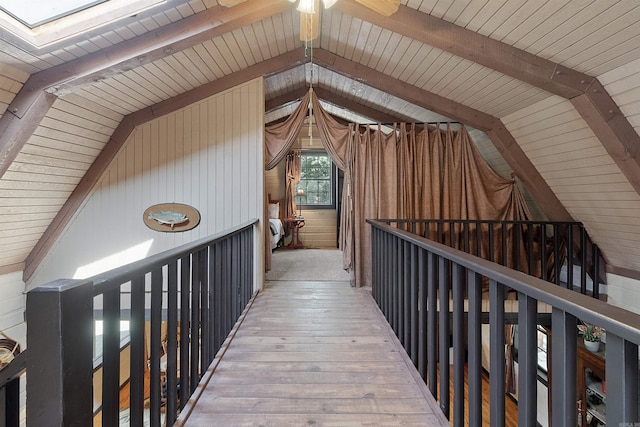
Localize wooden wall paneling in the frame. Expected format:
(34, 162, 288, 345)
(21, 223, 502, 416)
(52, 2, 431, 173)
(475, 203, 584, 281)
(0, 65, 28, 119)
(27, 78, 264, 286)
(296, 209, 338, 248)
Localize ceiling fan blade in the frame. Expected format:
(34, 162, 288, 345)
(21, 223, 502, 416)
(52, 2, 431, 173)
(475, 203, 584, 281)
(217, 0, 248, 6)
(354, 0, 399, 16)
(300, 0, 320, 41)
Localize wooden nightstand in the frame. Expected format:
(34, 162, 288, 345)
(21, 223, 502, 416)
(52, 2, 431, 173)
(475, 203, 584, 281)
(284, 217, 305, 249)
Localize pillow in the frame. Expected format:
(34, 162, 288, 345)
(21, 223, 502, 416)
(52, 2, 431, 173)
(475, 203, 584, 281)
(268, 202, 279, 219)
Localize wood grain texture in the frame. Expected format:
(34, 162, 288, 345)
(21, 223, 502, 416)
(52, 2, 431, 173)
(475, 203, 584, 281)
(180, 281, 449, 426)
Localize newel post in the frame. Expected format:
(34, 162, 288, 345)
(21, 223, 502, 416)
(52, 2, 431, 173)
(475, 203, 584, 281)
(26, 279, 94, 427)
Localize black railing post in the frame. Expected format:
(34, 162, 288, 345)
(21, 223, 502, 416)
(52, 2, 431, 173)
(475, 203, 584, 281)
(592, 244, 600, 298)
(551, 308, 577, 427)
(129, 276, 146, 427)
(102, 285, 121, 427)
(517, 294, 538, 426)
(488, 280, 506, 426)
(467, 270, 482, 427)
(438, 256, 450, 418)
(26, 279, 94, 427)
(452, 263, 465, 427)
(606, 335, 639, 425)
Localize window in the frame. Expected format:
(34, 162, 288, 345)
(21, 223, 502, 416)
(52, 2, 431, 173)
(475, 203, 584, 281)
(297, 151, 335, 208)
(0, 0, 164, 49)
(0, 0, 107, 27)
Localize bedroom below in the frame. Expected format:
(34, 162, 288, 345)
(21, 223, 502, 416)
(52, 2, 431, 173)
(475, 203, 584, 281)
(265, 123, 339, 250)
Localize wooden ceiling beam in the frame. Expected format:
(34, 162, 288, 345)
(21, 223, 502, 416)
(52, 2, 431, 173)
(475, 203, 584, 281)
(313, 87, 409, 124)
(265, 88, 309, 113)
(23, 49, 305, 281)
(336, 1, 586, 98)
(265, 85, 408, 124)
(337, 0, 640, 200)
(313, 48, 572, 221)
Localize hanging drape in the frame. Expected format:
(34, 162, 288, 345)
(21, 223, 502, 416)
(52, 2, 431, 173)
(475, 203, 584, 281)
(285, 150, 301, 224)
(310, 94, 356, 276)
(353, 123, 532, 288)
(264, 89, 311, 170)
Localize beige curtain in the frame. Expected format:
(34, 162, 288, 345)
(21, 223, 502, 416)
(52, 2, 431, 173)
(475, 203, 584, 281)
(285, 149, 301, 223)
(310, 93, 356, 275)
(353, 123, 532, 288)
(265, 89, 311, 170)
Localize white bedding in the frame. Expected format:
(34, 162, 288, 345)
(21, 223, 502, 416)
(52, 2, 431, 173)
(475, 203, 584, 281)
(269, 218, 284, 250)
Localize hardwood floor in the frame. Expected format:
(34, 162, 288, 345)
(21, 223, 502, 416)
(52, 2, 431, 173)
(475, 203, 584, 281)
(178, 281, 449, 426)
(435, 364, 519, 426)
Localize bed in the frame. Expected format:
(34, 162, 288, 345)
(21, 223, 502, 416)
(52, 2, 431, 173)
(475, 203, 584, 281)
(268, 195, 285, 250)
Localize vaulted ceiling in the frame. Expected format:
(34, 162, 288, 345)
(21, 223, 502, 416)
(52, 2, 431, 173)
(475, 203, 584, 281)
(1, 0, 640, 282)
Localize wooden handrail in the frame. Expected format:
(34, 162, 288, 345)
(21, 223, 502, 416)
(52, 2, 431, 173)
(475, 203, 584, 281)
(26, 219, 259, 427)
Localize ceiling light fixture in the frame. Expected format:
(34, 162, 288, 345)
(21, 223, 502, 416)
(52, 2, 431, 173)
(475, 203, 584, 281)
(289, 0, 338, 41)
(289, 0, 336, 14)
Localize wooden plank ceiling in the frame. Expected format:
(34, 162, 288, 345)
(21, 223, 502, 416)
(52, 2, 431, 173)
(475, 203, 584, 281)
(1, 0, 640, 280)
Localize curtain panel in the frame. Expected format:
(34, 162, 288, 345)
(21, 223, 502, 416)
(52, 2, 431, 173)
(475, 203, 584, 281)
(264, 90, 532, 288)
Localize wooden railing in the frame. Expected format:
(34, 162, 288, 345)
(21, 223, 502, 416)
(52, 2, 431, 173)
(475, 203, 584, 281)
(0, 350, 26, 427)
(380, 219, 604, 298)
(368, 219, 639, 426)
(25, 219, 258, 427)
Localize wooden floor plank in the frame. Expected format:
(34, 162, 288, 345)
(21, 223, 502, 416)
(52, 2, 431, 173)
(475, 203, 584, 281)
(178, 280, 449, 427)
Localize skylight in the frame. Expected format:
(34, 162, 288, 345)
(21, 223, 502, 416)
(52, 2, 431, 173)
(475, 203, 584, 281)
(0, 0, 165, 49)
(0, 0, 107, 28)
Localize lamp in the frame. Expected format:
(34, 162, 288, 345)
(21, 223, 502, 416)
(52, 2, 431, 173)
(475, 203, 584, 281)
(289, 0, 336, 12)
(296, 0, 315, 13)
(296, 188, 305, 217)
(289, 0, 339, 41)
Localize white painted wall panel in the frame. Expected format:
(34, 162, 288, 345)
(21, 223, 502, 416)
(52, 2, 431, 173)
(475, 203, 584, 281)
(28, 78, 265, 289)
(607, 273, 640, 316)
(502, 95, 640, 285)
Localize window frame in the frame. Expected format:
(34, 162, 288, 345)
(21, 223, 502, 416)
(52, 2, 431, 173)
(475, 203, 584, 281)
(296, 150, 337, 210)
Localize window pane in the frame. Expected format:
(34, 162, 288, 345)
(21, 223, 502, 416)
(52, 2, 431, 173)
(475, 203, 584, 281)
(298, 152, 334, 207)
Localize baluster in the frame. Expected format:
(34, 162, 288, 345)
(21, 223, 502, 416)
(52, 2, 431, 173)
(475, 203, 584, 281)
(150, 269, 163, 427)
(606, 335, 639, 425)
(551, 309, 577, 426)
(166, 262, 179, 425)
(439, 256, 450, 418)
(410, 242, 419, 365)
(130, 276, 146, 427)
(102, 285, 121, 427)
(489, 280, 505, 426)
(517, 294, 537, 426)
(427, 252, 438, 397)
(467, 271, 482, 427)
(179, 255, 191, 409)
(452, 263, 465, 426)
